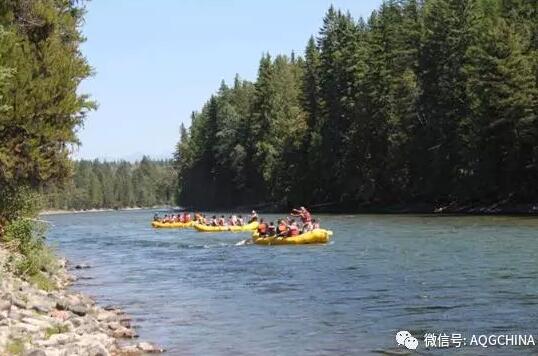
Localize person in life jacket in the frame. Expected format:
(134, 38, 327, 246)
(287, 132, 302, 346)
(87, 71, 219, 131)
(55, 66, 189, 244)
(267, 221, 276, 236)
(277, 219, 288, 237)
(302, 220, 314, 233)
(249, 210, 258, 223)
(292, 206, 312, 224)
(288, 220, 300, 237)
(210, 216, 218, 226)
(153, 213, 160, 221)
(185, 213, 192, 223)
(257, 218, 268, 236)
(312, 219, 320, 229)
(230, 215, 238, 226)
(218, 215, 226, 226)
(237, 215, 244, 226)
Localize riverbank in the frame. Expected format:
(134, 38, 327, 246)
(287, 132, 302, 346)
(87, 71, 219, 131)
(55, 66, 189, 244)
(187, 201, 538, 215)
(0, 246, 164, 355)
(40, 206, 176, 216)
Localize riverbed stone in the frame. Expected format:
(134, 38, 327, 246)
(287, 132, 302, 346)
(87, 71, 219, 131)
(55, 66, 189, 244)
(137, 342, 165, 353)
(0, 245, 158, 356)
(107, 321, 121, 330)
(118, 344, 142, 355)
(24, 349, 47, 356)
(12, 294, 27, 309)
(69, 303, 88, 317)
(112, 326, 137, 339)
(50, 309, 70, 321)
(74, 263, 91, 269)
(0, 298, 11, 312)
(96, 310, 116, 322)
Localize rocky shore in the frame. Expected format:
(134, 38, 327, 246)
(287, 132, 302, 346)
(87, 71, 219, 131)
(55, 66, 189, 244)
(0, 248, 164, 356)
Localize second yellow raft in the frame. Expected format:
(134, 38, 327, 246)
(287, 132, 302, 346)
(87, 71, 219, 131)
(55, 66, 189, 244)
(252, 229, 332, 245)
(151, 221, 194, 228)
(193, 221, 259, 232)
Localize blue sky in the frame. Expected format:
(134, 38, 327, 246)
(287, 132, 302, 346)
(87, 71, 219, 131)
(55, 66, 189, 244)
(76, 0, 382, 161)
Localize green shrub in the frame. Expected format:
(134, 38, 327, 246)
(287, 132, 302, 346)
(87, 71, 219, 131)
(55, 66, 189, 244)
(3, 218, 58, 289)
(45, 324, 70, 339)
(28, 272, 57, 292)
(5, 339, 25, 355)
(0, 186, 42, 225)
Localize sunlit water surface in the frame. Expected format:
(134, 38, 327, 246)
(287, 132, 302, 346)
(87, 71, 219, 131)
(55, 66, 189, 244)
(44, 210, 538, 355)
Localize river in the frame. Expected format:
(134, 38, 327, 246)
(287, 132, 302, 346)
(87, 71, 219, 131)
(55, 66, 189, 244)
(44, 210, 538, 355)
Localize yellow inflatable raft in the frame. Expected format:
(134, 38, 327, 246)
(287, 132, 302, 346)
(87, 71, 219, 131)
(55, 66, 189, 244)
(193, 221, 259, 232)
(252, 229, 332, 245)
(151, 221, 194, 228)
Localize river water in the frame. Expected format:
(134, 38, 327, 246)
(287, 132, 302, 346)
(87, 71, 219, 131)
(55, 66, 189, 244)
(44, 210, 538, 355)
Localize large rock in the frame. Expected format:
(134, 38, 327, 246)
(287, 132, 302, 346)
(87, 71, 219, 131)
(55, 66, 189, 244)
(0, 298, 11, 312)
(118, 344, 142, 355)
(137, 342, 165, 353)
(20, 316, 54, 329)
(24, 350, 46, 356)
(49, 309, 70, 321)
(11, 294, 27, 309)
(74, 263, 91, 269)
(69, 303, 88, 317)
(87, 343, 109, 356)
(28, 295, 55, 314)
(35, 332, 77, 347)
(112, 326, 137, 339)
(56, 299, 88, 316)
(96, 310, 117, 323)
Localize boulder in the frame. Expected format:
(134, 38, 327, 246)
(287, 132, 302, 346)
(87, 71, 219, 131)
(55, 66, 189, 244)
(11, 294, 27, 309)
(118, 345, 142, 355)
(87, 343, 109, 356)
(56, 300, 88, 316)
(137, 342, 165, 353)
(96, 310, 117, 323)
(107, 321, 121, 331)
(0, 299, 11, 312)
(28, 296, 54, 314)
(69, 304, 88, 317)
(74, 263, 91, 269)
(49, 309, 70, 321)
(112, 326, 137, 339)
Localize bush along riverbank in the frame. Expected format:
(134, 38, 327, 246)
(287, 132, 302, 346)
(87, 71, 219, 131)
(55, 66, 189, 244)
(0, 240, 164, 355)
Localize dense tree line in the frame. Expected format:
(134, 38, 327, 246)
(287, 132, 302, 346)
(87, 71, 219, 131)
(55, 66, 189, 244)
(175, 0, 537, 210)
(43, 158, 177, 210)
